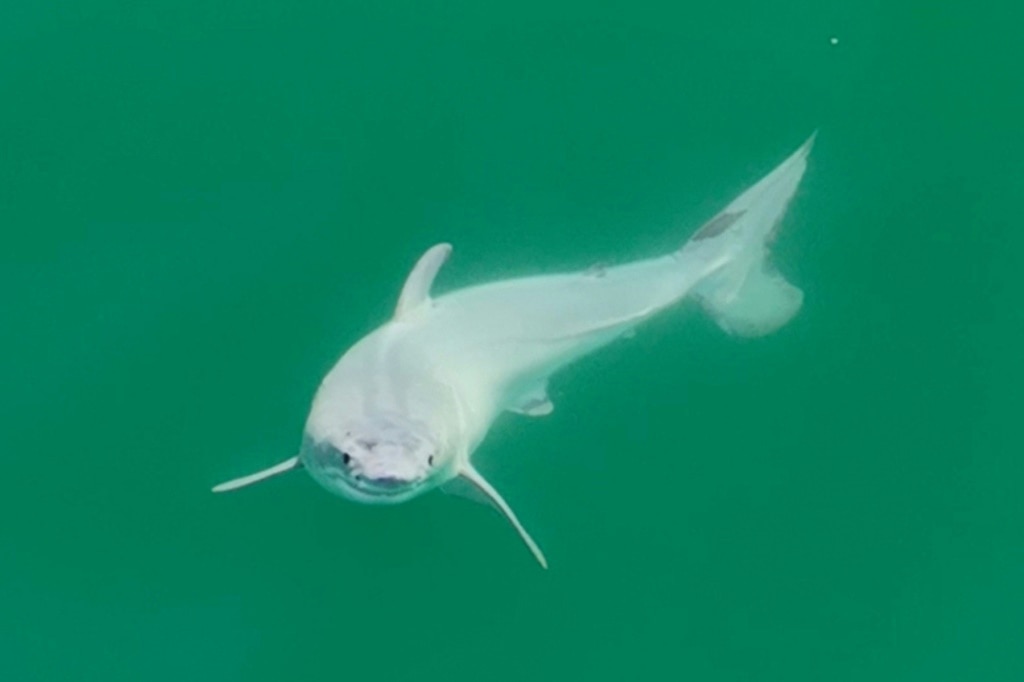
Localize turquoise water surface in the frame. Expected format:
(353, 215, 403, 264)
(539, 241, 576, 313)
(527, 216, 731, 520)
(1, 1, 1020, 680)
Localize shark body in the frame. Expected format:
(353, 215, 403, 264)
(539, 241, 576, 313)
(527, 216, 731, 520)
(213, 135, 816, 567)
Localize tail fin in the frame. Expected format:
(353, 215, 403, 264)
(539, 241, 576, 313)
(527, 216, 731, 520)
(681, 133, 815, 337)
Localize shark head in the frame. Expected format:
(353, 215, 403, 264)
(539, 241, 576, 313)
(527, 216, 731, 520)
(299, 415, 452, 504)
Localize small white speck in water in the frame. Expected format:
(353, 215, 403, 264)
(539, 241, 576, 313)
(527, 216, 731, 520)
(830, 37, 839, 45)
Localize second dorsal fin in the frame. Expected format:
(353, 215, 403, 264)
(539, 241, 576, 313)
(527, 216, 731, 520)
(395, 243, 452, 319)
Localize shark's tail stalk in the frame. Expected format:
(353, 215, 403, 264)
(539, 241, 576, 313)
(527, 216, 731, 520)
(681, 133, 815, 337)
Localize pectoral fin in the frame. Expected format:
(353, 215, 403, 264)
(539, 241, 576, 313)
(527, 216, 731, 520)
(212, 456, 301, 493)
(508, 382, 554, 417)
(456, 465, 548, 568)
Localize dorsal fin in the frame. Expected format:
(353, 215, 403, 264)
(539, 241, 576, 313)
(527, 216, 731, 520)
(395, 243, 452, 319)
(456, 464, 548, 568)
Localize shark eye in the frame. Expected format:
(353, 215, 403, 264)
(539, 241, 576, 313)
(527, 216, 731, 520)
(342, 452, 351, 466)
(428, 455, 434, 466)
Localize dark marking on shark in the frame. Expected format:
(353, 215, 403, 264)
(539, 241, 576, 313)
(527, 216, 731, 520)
(692, 210, 745, 241)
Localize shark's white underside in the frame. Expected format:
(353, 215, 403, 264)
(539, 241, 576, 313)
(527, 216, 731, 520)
(213, 134, 816, 568)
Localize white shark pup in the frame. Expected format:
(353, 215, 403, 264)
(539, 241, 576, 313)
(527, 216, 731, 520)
(213, 134, 816, 567)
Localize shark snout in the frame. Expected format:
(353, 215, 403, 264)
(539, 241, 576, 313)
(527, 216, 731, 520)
(351, 463, 424, 499)
(300, 433, 437, 504)
(349, 443, 426, 486)
(358, 459, 421, 484)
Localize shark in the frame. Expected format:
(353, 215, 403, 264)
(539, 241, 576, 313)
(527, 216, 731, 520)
(213, 134, 816, 567)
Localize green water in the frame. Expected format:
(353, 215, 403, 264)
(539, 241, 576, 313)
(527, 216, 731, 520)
(2, 2, 1020, 680)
